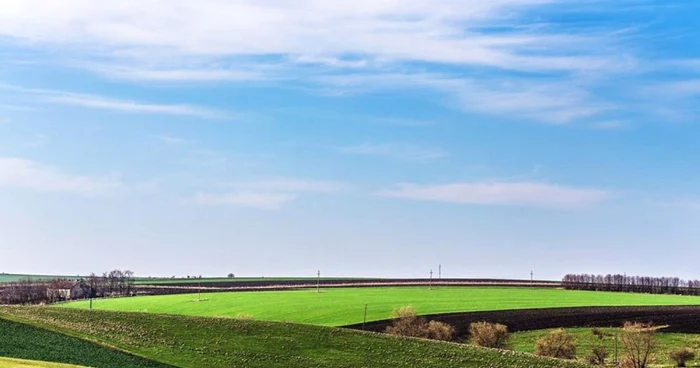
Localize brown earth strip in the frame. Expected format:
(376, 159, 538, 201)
(343, 306, 700, 339)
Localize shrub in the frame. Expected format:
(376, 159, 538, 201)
(385, 306, 455, 341)
(586, 346, 607, 365)
(534, 329, 576, 360)
(669, 347, 695, 367)
(469, 322, 509, 349)
(386, 306, 428, 338)
(620, 322, 656, 368)
(425, 320, 455, 341)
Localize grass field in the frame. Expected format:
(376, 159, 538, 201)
(0, 274, 76, 283)
(0, 358, 88, 368)
(511, 328, 700, 367)
(0, 307, 589, 368)
(0, 314, 170, 368)
(61, 286, 700, 326)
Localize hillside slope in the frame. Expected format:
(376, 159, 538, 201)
(0, 357, 87, 368)
(0, 307, 590, 368)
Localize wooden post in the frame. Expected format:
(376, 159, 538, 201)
(429, 269, 433, 290)
(362, 304, 368, 331)
(317, 270, 320, 293)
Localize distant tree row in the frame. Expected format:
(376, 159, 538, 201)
(0, 269, 135, 305)
(562, 274, 700, 296)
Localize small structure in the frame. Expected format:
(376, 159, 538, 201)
(46, 280, 91, 302)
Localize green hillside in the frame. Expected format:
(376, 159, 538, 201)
(0, 307, 589, 368)
(0, 357, 88, 368)
(61, 286, 700, 326)
(0, 313, 170, 368)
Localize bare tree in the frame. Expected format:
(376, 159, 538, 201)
(620, 322, 656, 368)
(534, 329, 577, 360)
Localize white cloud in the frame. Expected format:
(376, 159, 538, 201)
(0, 0, 628, 74)
(323, 72, 614, 125)
(0, 84, 226, 118)
(156, 134, 188, 145)
(0, 157, 122, 195)
(226, 179, 348, 193)
(378, 181, 610, 209)
(92, 65, 271, 82)
(191, 178, 348, 210)
(45, 92, 225, 118)
(339, 143, 448, 162)
(191, 192, 297, 210)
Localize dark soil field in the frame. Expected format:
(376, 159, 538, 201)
(347, 305, 700, 339)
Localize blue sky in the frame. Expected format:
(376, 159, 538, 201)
(1, 1, 699, 279)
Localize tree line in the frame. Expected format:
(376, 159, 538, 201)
(562, 273, 700, 296)
(0, 269, 135, 305)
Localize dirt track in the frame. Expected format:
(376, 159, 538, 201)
(344, 306, 700, 338)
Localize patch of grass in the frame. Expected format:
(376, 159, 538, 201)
(60, 286, 700, 326)
(0, 274, 75, 283)
(0, 314, 171, 368)
(511, 328, 700, 367)
(1, 306, 590, 368)
(0, 357, 88, 368)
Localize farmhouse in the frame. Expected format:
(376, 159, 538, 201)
(46, 280, 91, 302)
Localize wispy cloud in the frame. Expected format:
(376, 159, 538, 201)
(190, 178, 348, 210)
(92, 65, 272, 82)
(0, 157, 122, 195)
(156, 134, 188, 145)
(191, 192, 297, 210)
(0, 84, 227, 118)
(319, 73, 611, 125)
(378, 181, 611, 209)
(339, 142, 448, 162)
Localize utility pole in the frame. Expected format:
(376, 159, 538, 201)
(530, 270, 534, 286)
(317, 270, 321, 293)
(439, 264, 441, 279)
(429, 269, 433, 290)
(362, 304, 368, 331)
(198, 279, 202, 302)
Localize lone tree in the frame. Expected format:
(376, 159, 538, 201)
(469, 322, 510, 349)
(620, 322, 656, 368)
(534, 329, 577, 360)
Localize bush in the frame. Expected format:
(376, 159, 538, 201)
(425, 320, 455, 341)
(385, 306, 455, 341)
(586, 346, 607, 365)
(534, 329, 576, 360)
(386, 306, 428, 338)
(469, 322, 509, 349)
(669, 347, 695, 367)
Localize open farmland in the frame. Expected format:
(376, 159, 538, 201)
(60, 286, 700, 326)
(0, 274, 75, 283)
(0, 307, 589, 368)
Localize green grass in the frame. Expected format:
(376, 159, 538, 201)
(511, 328, 700, 367)
(0, 274, 76, 283)
(61, 286, 700, 326)
(0, 357, 87, 368)
(0, 306, 589, 368)
(0, 314, 171, 368)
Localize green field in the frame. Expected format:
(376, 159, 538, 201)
(511, 328, 700, 367)
(0, 358, 88, 368)
(0, 307, 589, 368)
(0, 274, 76, 283)
(0, 314, 170, 368)
(61, 286, 700, 326)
